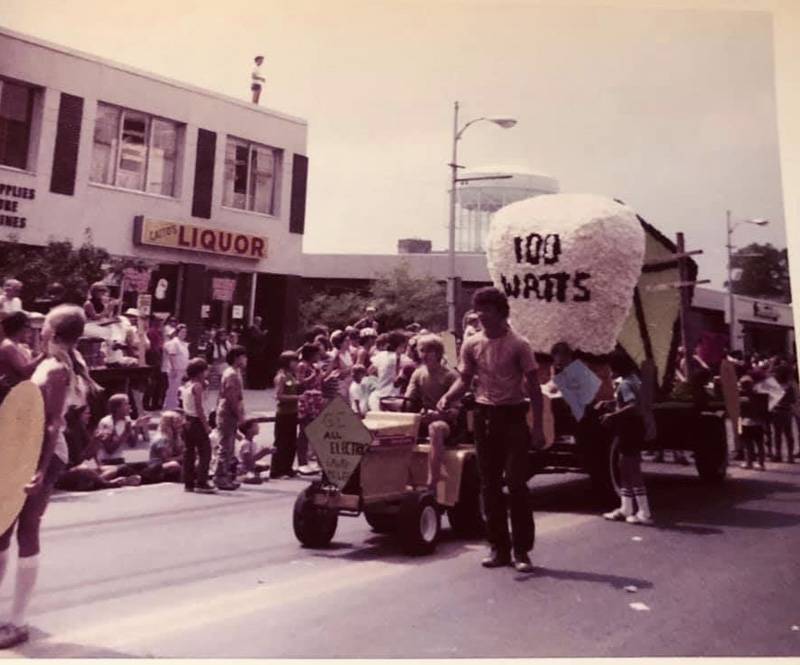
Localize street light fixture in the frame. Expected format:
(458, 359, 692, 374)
(726, 209, 769, 351)
(448, 102, 518, 332)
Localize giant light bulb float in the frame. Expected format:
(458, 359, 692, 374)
(486, 193, 645, 355)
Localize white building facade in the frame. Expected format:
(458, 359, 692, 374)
(0, 27, 308, 348)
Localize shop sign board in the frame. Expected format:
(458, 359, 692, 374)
(137, 294, 152, 316)
(212, 278, 237, 303)
(133, 216, 268, 260)
(0, 183, 34, 230)
(305, 396, 373, 489)
(753, 302, 780, 321)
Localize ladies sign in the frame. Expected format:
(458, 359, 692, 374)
(486, 194, 645, 355)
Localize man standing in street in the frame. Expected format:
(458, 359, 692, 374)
(251, 55, 266, 104)
(438, 287, 544, 573)
(243, 315, 268, 389)
(215, 346, 247, 490)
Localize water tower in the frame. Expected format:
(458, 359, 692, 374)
(455, 168, 560, 252)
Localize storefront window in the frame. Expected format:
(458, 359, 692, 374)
(90, 102, 180, 196)
(223, 137, 280, 215)
(0, 79, 35, 170)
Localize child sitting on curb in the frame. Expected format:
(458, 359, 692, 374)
(237, 419, 273, 484)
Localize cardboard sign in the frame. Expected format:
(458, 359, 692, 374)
(305, 396, 373, 489)
(719, 359, 741, 436)
(123, 267, 153, 293)
(552, 359, 602, 421)
(137, 294, 152, 317)
(212, 278, 237, 303)
(0, 382, 45, 534)
(753, 375, 785, 412)
(526, 391, 555, 449)
(441, 331, 458, 369)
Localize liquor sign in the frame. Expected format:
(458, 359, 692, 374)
(133, 216, 268, 260)
(305, 397, 373, 489)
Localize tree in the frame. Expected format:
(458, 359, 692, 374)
(298, 262, 447, 334)
(0, 231, 147, 308)
(729, 243, 792, 303)
(370, 263, 447, 331)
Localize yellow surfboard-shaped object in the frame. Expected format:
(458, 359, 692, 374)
(527, 391, 556, 449)
(719, 359, 741, 434)
(0, 381, 45, 534)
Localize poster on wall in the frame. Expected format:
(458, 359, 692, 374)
(232, 305, 244, 319)
(148, 264, 179, 314)
(201, 304, 211, 319)
(212, 277, 237, 302)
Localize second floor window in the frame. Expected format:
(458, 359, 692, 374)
(0, 78, 35, 170)
(90, 102, 179, 196)
(223, 137, 280, 215)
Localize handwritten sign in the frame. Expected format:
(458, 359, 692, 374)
(441, 330, 458, 369)
(137, 294, 152, 317)
(552, 359, 602, 421)
(305, 396, 373, 489)
(212, 278, 236, 303)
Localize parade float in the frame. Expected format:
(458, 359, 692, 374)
(487, 193, 736, 500)
(293, 193, 738, 553)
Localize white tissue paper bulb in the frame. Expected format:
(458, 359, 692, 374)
(486, 193, 645, 355)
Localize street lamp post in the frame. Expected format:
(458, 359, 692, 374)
(726, 209, 769, 352)
(447, 101, 517, 332)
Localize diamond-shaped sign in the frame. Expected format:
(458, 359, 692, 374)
(304, 396, 373, 489)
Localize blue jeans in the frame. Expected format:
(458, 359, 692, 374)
(215, 414, 238, 483)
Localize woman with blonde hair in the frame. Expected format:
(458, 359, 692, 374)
(0, 305, 92, 648)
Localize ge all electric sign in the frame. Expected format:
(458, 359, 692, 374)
(133, 216, 268, 260)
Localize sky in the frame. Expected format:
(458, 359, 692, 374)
(2, 0, 796, 292)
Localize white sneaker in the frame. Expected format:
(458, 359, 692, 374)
(626, 513, 654, 526)
(603, 508, 630, 521)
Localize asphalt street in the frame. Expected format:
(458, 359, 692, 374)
(1, 452, 799, 658)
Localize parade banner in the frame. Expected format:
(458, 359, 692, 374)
(305, 396, 373, 489)
(0, 382, 45, 534)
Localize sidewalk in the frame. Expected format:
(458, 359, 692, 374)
(126, 388, 279, 463)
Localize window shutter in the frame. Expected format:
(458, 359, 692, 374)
(50, 93, 84, 196)
(289, 154, 308, 234)
(192, 128, 217, 219)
